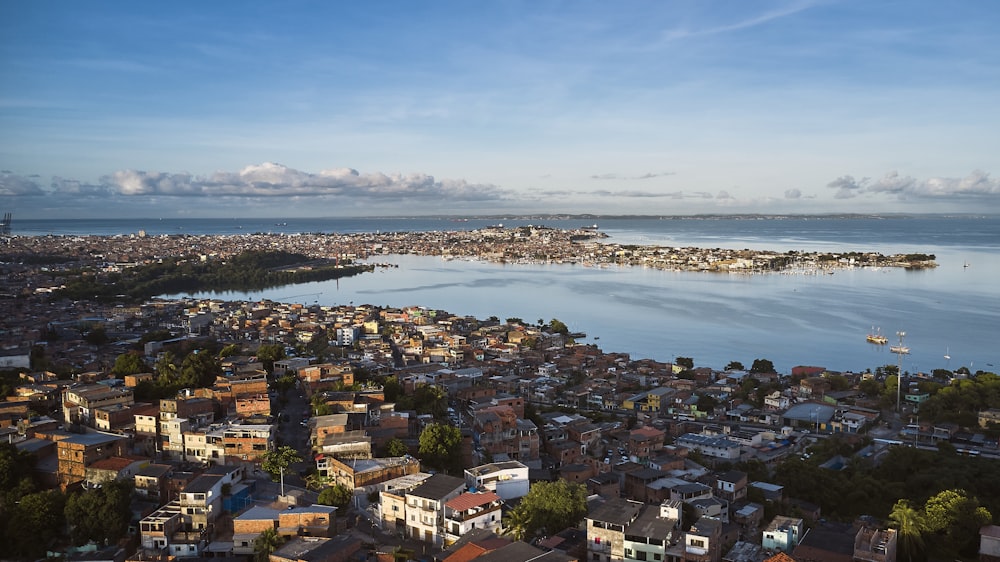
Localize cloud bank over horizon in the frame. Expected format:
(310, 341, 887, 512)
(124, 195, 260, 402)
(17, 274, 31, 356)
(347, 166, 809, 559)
(3, 163, 999, 218)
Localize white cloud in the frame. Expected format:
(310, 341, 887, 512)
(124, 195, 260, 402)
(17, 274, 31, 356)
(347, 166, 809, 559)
(784, 188, 802, 199)
(827, 170, 1000, 200)
(101, 162, 511, 201)
(0, 173, 45, 196)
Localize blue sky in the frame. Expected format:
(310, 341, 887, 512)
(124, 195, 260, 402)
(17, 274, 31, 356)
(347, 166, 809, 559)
(2, 1, 999, 218)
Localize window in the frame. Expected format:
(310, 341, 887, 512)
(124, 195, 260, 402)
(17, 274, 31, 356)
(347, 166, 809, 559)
(690, 539, 705, 548)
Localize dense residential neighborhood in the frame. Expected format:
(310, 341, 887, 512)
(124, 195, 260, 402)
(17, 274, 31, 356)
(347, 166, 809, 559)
(0, 230, 995, 562)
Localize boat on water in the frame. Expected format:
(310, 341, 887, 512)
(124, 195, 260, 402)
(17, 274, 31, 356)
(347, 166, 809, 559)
(866, 327, 888, 345)
(890, 331, 910, 354)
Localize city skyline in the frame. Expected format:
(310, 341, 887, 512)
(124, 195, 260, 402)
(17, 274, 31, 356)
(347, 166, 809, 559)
(2, 1, 999, 219)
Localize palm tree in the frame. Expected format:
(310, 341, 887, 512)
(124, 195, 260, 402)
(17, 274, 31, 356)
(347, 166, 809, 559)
(253, 528, 285, 562)
(503, 507, 530, 542)
(889, 499, 926, 562)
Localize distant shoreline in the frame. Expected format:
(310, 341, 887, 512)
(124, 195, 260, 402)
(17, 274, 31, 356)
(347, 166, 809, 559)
(6, 212, 999, 223)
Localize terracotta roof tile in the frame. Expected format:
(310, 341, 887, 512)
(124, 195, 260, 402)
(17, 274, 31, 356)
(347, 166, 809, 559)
(445, 491, 501, 512)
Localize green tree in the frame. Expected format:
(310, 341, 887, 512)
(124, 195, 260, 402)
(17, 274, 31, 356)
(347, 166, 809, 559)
(859, 378, 883, 399)
(5, 489, 65, 558)
(256, 343, 286, 374)
(549, 318, 569, 335)
(696, 394, 719, 414)
(505, 480, 587, 541)
(413, 384, 448, 418)
(418, 423, 463, 474)
(675, 356, 694, 370)
(725, 361, 745, 371)
(111, 352, 148, 377)
(253, 527, 286, 562)
(750, 358, 775, 373)
(155, 351, 179, 382)
(0, 442, 36, 498)
(179, 350, 222, 388)
(383, 377, 405, 403)
(261, 446, 302, 482)
(889, 499, 927, 562)
(317, 484, 353, 509)
(923, 488, 992, 556)
(385, 438, 409, 457)
(218, 343, 241, 358)
(65, 479, 133, 546)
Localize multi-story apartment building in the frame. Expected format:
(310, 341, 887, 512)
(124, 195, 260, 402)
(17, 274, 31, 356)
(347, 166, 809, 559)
(222, 423, 274, 463)
(179, 474, 224, 532)
(473, 405, 539, 462)
(587, 497, 644, 562)
(622, 500, 683, 562)
(683, 518, 722, 562)
(629, 426, 665, 464)
(714, 470, 748, 504)
(442, 491, 503, 546)
(62, 384, 133, 427)
(56, 431, 128, 487)
(160, 417, 192, 460)
(320, 455, 420, 489)
(377, 473, 433, 534)
(137, 474, 225, 558)
(403, 473, 465, 546)
(675, 433, 741, 461)
(159, 396, 214, 423)
(134, 463, 174, 503)
(464, 460, 530, 501)
(761, 516, 804, 553)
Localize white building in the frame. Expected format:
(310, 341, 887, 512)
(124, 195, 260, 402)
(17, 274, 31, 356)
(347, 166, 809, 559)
(442, 491, 503, 546)
(464, 460, 529, 501)
(762, 515, 803, 553)
(676, 433, 741, 460)
(403, 473, 465, 546)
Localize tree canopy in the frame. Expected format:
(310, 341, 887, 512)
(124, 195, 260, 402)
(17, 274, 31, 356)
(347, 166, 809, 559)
(111, 352, 148, 377)
(261, 446, 302, 482)
(505, 480, 588, 541)
(65, 479, 133, 546)
(750, 358, 775, 373)
(418, 423, 463, 474)
(385, 438, 408, 457)
(317, 484, 353, 509)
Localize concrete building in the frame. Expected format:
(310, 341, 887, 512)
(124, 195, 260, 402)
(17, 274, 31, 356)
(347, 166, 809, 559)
(62, 385, 134, 427)
(56, 431, 128, 487)
(404, 473, 466, 546)
(442, 490, 503, 546)
(319, 455, 420, 489)
(464, 460, 530, 501)
(676, 433, 741, 461)
(762, 516, 803, 553)
(587, 497, 645, 562)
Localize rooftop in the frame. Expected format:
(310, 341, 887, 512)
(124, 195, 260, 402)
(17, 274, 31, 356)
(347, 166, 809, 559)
(407, 473, 465, 500)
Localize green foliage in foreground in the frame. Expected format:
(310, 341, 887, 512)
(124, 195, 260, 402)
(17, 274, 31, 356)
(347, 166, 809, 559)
(505, 480, 588, 541)
(56, 250, 372, 302)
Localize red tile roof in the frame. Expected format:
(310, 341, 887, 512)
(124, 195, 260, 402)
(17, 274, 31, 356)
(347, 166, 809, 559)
(445, 491, 501, 512)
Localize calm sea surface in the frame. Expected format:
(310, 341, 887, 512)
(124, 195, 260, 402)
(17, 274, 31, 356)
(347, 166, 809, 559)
(12, 215, 1000, 374)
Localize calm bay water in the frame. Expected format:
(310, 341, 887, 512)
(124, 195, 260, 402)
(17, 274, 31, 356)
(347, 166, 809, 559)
(13, 215, 1000, 374)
